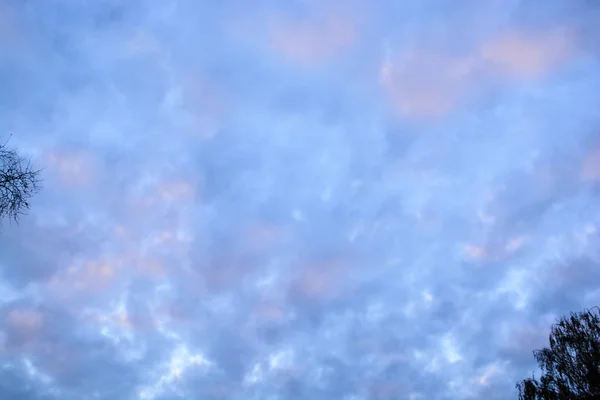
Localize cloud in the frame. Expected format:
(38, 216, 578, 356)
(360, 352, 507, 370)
(479, 27, 576, 79)
(380, 25, 579, 119)
(1, 1, 600, 399)
(45, 258, 119, 300)
(380, 51, 476, 118)
(581, 144, 600, 182)
(6, 309, 44, 333)
(46, 150, 97, 187)
(0, 2, 25, 55)
(227, 3, 361, 70)
(267, 13, 356, 66)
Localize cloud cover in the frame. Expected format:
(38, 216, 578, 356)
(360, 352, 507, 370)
(1, 0, 600, 399)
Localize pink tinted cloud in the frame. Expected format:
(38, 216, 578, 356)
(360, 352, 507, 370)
(104, 227, 188, 280)
(1, 308, 44, 355)
(287, 257, 351, 301)
(380, 50, 477, 119)
(260, 2, 363, 68)
(46, 150, 96, 187)
(461, 235, 529, 264)
(44, 258, 122, 305)
(381, 26, 578, 120)
(479, 27, 575, 80)
(268, 15, 356, 66)
(474, 362, 506, 387)
(581, 145, 600, 182)
(7, 308, 44, 333)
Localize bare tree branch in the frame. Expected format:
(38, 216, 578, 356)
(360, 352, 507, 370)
(0, 136, 42, 223)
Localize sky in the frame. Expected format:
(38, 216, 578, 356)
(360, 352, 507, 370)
(1, 0, 600, 399)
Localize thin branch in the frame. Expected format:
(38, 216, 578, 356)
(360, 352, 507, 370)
(0, 137, 42, 223)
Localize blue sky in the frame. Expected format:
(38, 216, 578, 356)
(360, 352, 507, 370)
(1, 0, 600, 399)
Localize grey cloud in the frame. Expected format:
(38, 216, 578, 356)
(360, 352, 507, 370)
(2, 0, 600, 399)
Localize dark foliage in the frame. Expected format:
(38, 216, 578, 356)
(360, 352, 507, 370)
(0, 138, 41, 222)
(516, 307, 600, 399)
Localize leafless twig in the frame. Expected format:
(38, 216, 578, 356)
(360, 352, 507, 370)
(0, 136, 42, 223)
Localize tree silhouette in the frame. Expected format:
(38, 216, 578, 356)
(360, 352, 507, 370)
(0, 137, 41, 222)
(516, 307, 600, 399)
